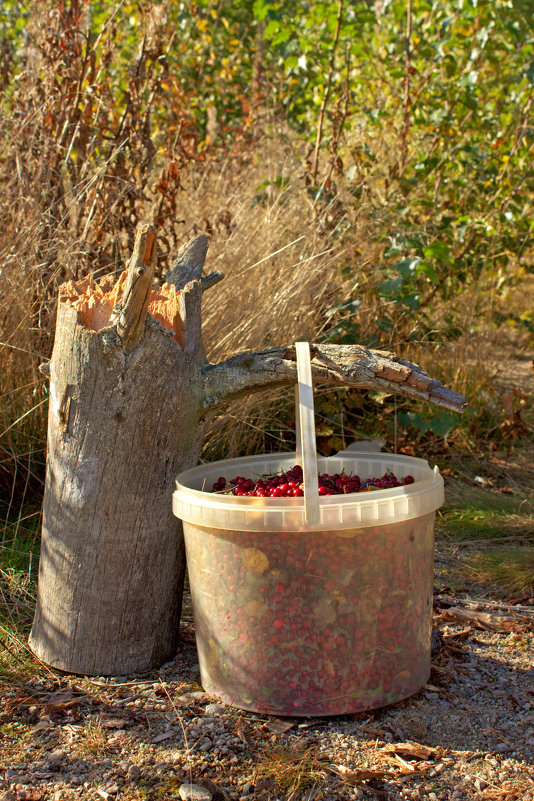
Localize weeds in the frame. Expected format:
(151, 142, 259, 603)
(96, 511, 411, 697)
(464, 547, 534, 597)
(254, 743, 333, 801)
(76, 720, 109, 757)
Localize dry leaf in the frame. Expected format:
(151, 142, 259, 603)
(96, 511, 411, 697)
(4, 693, 35, 714)
(264, 718, 295, 734)
(100, 717, 129, 729)
(382, 741, 439, 761)
(31, 721, 50, 734)
(333, 764, 390, 785)
(151, 730, 174, 743)
(199, 778, 232, 801)
(359, 724, 386, 738)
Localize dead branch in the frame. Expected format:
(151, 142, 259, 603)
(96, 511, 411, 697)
(110, 224, 157, 351)
(201, 344, 468, 413)
(166, 234, 209, 289)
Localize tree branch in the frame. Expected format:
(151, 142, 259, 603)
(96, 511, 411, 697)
(110, 224, 157, 351)
(166, 234, 209, 290)
(201, 270, 224, 292)
(202, 343, 468, 413)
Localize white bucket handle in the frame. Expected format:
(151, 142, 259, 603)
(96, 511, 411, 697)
(295, 342, 320, 524)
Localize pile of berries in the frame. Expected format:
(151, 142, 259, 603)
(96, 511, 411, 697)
(211, 465, 414, 497)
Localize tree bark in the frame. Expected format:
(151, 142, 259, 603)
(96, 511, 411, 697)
(29, 227, 208, 675)
(30, 225, 468, 676)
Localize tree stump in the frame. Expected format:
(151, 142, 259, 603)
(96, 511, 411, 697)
(30, 225, 468, 676)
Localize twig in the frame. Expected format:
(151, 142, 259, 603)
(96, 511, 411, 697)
(399, 0, 412, 170)
(311, 0, 345, 185)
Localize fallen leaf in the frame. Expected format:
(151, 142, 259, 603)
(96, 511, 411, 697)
(199, 778, 231, 801)
(31, 721, 50, 734)
(510, 691, 529, 708)
(100, 717, 129, 729)
(151, 730, 174, 743)
(382, 741, 439, 761)
(333, 765, 391, 785)
(264, 718, 295, 734)
(39, 690, 87, 717)
(359, 724, 386, 738)
(255, 776, 275, 792)
(4, 693, 35, 714)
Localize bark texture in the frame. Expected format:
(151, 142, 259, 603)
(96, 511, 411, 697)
(29, 231, 207, 675)
(30, 226, 468, 676)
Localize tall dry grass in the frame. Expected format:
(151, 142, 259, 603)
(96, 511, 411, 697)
(1, 0, 529, 540)
(0, 1, 382, 514)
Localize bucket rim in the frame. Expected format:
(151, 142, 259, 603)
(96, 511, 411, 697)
(173, 451, 443, 529)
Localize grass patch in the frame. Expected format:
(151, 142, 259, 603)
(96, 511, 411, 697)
(254, 744, 333, 801)
(462, 546, 534, 597)
(0, 564, 55, 688)
(437, 480, 534, 542)
(76, 720, 110, 757)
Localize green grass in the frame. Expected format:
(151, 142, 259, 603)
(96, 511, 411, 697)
(437, 480, 534, 542)
(462, 546, 534, 596)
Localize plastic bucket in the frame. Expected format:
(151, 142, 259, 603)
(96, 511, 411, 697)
(173, 343, 444, 716)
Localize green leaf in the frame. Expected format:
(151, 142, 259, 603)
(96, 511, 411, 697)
(416, 260, 440, 283)
(429, 413, 458, 438)
(402, 293, 420, 310)
(379, 276, 404, 295)
(272, 27, 291, 45)
(395, 257, 420, 279)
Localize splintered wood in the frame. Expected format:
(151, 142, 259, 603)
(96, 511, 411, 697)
(60, 272, 186, 346)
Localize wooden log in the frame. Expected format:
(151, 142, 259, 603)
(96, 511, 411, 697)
(30, 223, 468, 676)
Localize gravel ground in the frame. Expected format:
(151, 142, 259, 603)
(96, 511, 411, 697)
(1, 588, 533, 801)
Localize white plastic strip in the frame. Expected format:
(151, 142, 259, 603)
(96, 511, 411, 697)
(295, 342, 320, 525)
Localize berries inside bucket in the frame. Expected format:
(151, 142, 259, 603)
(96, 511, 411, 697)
(212, 464, 415, 497)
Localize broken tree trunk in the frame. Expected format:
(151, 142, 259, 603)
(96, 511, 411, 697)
(30, 225, 468, 676)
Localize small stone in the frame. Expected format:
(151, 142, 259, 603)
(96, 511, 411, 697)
(178, 783, 213, 801)
(190, 691, 208, 700)
(205, 703, 226, 715)
(474, 778, 486, 791)
(5, 770, 18, 779)
(16, 775, 32, 785)
(128, 765, 141, 779)
(428, 794, 438, 801)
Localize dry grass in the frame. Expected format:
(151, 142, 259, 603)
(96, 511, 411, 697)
(463, 546, 534, 597)
(1, 4, 533, 636)
(75, 720, 110, 757)
(254, 743, 334, 800)
(0, 565, 51, 687)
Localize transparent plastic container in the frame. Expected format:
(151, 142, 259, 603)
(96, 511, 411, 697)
(173, 343, 444, 716)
